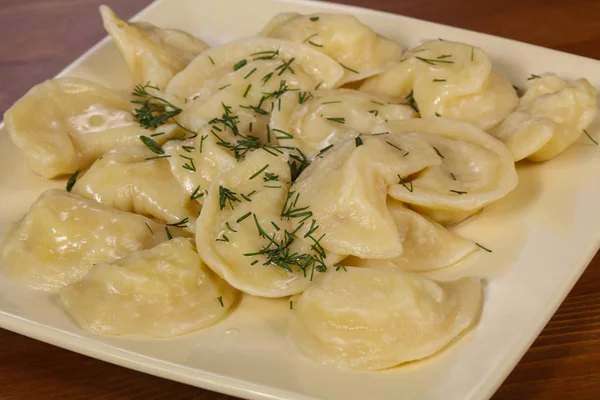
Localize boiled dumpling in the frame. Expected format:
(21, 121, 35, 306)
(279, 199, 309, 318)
(293, 134, 441, 258)
(259, 13, 403, 85)
(288, 267, 482, 370)
(0, 189, 186, 292)
(361, 40, 518, 130)
(71, 146, 201, 229)
(166, 37, 344, 101)
(270, 89, 415, 158)
(196, 148, 343, 297)
(384, 118, 518, 224)
(490, 73, 597, 161)
(60, 238, 238, 337)
(100, 5, 209, 88)
(346, 199, 477, 272)
(3, 77, 165, 179)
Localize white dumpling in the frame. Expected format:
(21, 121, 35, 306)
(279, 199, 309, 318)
(60, 238, 238, 338)
(3, 78, 159, 179)
(384, 118, 518, 224)
(166, 37, 344, 101)
(260, 13, 403, 85)
(346, 199, 477, 272)
(100, 5, 209, 88)
(270, 89, 416, 158)
(0, 190, 187, 292)
(293, 135, 441, 259)
(288, 267, 482, 370)
(361, 40, 517, 130)
(196, 149, 343, 297)
(490, 74, 597, 161)
(71, 146, 201, 229)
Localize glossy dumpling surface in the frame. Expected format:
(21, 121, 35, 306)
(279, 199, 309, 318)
(196, 149, 343, 297)
(288, 267, 482, 370)
(271, 89, 415, 158)
(60, 238, 238, 337)
(0, 189, 185, 291)
(71, 146, 201, 229)
(260, 13, 403, 85)
(100, 5, 209, 88)
(346, 199, 477, 272)
(3, 78, 152, 178)
(490, 74, 597, 161)
(385, 118, 518, 224)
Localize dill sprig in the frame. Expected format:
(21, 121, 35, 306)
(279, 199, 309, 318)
(476, 242, 492, 252)
(251, 49, 280, 61)
(404, 89, 419, 113)
(66, 170, 80, 192)
(281, 191, 313, 222)
(339, 62, 359, 73)
(415, 56, 455, 65)
(191, 185, 205, 200)
(275, 58, 296, 76)
(219, 186, 241, 210)
(140, 135, 164, 154)
(131, 82, 197, 137)
(298, 91, 314, 104)
(289, 148, 310, 182)
(316, 144, 334, 157)
(167, 217, 189, 228)
(527, 73, 542, 80)
(397, 174, 413, 192)
(583, 129, 598, 145)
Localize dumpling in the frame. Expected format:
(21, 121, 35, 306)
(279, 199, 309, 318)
(490, 74, 597, 161)
(3, 77, 164, 179)
(293, 134, 441, 258)
(166, 37, 344, 101)
(60, 238, 238, 338)
(100, 5, 209, 88)
(196, 148, 343, 297)
(361, 40, 518, 130)
(259, 13, 403, 85)
(71, 146, 201, 229)
(384, 118, 518, 224)
(270, 88, 416, 158)
(165, 42, 344, 199)
(346, 199, 477, 272)
(288, 267, 482, 370)
(0, 189, 187, 292)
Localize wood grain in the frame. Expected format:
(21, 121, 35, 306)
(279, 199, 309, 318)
(1, 0, 600, 399)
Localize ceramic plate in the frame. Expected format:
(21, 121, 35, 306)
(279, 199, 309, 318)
(2, 0, 600, 399)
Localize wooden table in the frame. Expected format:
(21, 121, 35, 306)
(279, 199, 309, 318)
(1, 0, 600, 398)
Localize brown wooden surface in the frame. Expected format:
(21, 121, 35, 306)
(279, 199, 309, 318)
(1, 0, 600, 399)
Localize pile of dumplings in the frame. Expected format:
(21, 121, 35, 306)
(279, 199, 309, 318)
(0, 6, 597, 371)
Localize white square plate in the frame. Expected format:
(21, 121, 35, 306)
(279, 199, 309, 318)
(2, 1, 600, 399)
